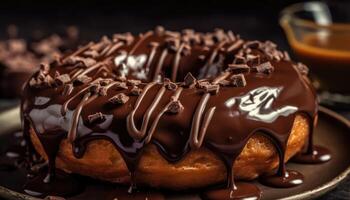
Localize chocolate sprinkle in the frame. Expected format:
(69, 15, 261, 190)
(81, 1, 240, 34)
(227, 64, 250, 73)
(183, 72, 196, 88)
(130, 86, 142, 96)
(253, 62, 274, 74)
(55, 74, 71, 86)
(74, 75, 92, 85)
(88, 112, 106, 124)
(108, 93, 129, 105)
(166, 100, 184, 114)
(230, 74, 247, 87)
(164, 78, 178, 91)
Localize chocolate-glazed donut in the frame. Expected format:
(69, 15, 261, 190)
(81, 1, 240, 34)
(21, 27, 331, 199)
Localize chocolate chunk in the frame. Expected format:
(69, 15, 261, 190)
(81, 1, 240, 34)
(196, 80, 211, 89)
(83, 50, 99, 58)
(29, 78, 38, 88)
(166, 100, 184, 114)
(114, 82, 128, 90)
(230, 74, 246, 87)
(62, 84, 74, 96)
(183, 72, 196, 88)
(181, 44, 191, 56)
(165, 38, 180, 52)
(113, 33, 134, 45)
(253, 62, 274, 74)
(155, 26, 165, 36)
(295, 62, 309, 75)
(89, 83, 101, 94)
(246, 54, 260, 66)
(64, 56, 96, 68)
(40, 63, 50, 73)
(43, 75, 55, 87)
(88, 112, 106, 124)
(203, 84, 220, 95)
(127, 79, 141, 86)
(74, 75, 92, 84)
(130, 86, 142, 96)
(108, 93, 129, 105)
(227, 64, 250, 73)
(55, 74, 71, 85)
(283, 51, 291, 61)
(244, 41, 261, 49)
(100, 79, 113, 86)
(233, 55, 246, 64)
(164, 78, 177, 91)
(99, 87, 108, 96)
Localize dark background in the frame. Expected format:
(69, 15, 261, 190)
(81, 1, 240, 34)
(0, 0, 312, 48)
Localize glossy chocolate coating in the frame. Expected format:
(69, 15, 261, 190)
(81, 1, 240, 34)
(20, 27, 327, 199)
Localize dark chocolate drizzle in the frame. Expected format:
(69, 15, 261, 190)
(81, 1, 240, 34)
(21, 27, 330, 199)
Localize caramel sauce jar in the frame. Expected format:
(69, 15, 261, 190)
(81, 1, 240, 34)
(280, 2, 350, 108)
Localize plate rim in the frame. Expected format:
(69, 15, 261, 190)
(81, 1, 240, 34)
(280, 106, 350, 200)
(0, 106, 349, 200)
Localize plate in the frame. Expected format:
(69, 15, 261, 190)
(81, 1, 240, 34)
(0, 106, 349, 200)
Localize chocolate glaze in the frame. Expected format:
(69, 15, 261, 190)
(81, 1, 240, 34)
(20, 27, 331, 199)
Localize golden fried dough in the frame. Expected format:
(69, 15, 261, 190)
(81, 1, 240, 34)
(30, 114, 309, 189)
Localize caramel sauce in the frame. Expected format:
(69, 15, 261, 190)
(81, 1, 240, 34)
(290, 33, 350, 93)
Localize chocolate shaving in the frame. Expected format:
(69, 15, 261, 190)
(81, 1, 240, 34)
(64, 56, 96, 68)
(244, 41, 261, 49)
(40, 63, 50, 74)
(99, 87, 108, 96)
(127, 79, 141, 86)
(246, 54, 260, 66)
(89, 83, 101, 94)
(230, 74, 247, 87)
(114, 82, 128, 90)
(74, 75, 92, 84)
(183, 72, 196, 88)
(164, 78, 178, 90)
(233, 55, 246, 64)
(203, 84, 220, 95)
(88, 112, 106, 124)
(227, 64, 250, 73)
(155, 26, 165, 36)
(55, 74, 71, 85)
(43, 75, 55, 87)
(166, 100, 184, 114)
(62, 84, 74, 96)
(295, 62, 309, 75)
(83, 50, 99, 58)
(100, 79, 113, 86)
(253, 62, 274, 74)
(108, 93, 129, 105)
(181, 44, 191, 56)
(283, 51, 291, 61)
(113, 33, 134, 45)
(130, 86, 142, 96)
(165, 37, 180, 52)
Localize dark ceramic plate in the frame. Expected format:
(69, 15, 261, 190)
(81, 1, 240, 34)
(0, 106, 349, 200)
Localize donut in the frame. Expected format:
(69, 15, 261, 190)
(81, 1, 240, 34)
(21, 27, 320, 198)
